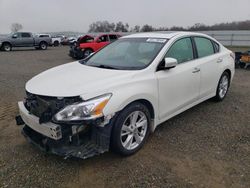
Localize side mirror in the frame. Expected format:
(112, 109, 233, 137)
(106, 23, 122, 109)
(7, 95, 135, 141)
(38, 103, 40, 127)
(12, 34, 17, 38)
(163, 58, 178, 69)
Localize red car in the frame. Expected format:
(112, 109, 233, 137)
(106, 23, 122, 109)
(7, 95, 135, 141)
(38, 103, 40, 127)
(69, 33, 121, 59)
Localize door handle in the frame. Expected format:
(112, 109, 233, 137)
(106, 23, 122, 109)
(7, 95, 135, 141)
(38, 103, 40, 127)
(217, 58, 223, 63)
(192, 67, 200, 73)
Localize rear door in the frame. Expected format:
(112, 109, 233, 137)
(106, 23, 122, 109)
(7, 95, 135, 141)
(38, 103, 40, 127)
(21, 32, 34, 46)
(193, 37, 221, 99)
(156, 37, 201, 120)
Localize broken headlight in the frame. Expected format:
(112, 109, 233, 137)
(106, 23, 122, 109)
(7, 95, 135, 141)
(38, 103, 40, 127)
(54, 94, 111, 122)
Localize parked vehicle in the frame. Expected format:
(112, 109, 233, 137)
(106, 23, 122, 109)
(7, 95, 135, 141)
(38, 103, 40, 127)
(61, 36, 77, 46)
(239, 51, 250, 69)
(0, 32, 52, 51)
(69, 33, 121, 59)
(36, 34, 61, 47)
(51, 36, 62, 46)
(234, 51, 242, 68)
(16, 32, 235, 159)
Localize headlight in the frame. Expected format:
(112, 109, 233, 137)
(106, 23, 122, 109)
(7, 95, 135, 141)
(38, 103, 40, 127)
(54, 94, 112, 122)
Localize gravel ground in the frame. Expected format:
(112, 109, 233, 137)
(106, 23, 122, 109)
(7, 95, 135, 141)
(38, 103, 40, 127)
(0, 46, 249, 188)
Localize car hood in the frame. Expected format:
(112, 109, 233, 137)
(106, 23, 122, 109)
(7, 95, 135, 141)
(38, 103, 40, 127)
(26, 62, 136, 98)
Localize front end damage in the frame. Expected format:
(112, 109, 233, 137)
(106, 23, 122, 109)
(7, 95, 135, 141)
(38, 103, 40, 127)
(16, 92, 115, 159)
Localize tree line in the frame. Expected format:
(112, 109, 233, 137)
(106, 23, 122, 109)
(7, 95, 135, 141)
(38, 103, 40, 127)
(88, 20, 250, 32)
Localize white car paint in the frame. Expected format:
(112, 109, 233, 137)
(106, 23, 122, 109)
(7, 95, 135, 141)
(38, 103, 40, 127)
(25, 32, 235, 131)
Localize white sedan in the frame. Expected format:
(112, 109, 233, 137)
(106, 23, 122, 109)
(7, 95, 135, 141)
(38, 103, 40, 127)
(16, 32, 235, 159)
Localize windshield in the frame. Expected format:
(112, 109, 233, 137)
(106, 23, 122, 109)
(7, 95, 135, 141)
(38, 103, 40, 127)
(80, 38, 167, 70)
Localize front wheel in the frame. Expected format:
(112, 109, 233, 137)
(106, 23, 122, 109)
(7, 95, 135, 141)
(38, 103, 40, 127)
(111, 102, 150, 156)
(214, 71, 230, 101)
(2, 43, 12, 51)
(83, 49, 93, 58)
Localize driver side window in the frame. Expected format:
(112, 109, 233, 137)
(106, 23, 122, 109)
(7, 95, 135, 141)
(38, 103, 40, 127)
(165, 38, 194, 64)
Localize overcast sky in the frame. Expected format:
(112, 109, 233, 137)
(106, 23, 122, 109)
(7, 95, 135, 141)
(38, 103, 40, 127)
(0, 0, 249, 34)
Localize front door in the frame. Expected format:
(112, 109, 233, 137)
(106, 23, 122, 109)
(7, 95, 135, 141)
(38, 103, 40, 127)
(156, 37, 200, 120)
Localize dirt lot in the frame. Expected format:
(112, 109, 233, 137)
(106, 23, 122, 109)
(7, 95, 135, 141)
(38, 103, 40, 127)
(0, 46, 250, 188)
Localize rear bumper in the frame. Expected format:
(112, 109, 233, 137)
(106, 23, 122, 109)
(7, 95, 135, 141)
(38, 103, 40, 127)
(17, 101, 115, 159)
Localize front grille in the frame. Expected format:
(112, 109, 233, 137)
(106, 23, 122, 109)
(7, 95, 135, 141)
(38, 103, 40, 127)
(24, 92, 81, 124)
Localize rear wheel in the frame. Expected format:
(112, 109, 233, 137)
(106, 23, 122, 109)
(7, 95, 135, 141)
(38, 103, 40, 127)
(214, 71, 230, 101)
(111, 102, 150, 156)
(2, 43, 12, 51)
(39, 42, 48, 50)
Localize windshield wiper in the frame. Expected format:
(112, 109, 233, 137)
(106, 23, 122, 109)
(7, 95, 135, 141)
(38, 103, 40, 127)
(91, 64, 119, 70)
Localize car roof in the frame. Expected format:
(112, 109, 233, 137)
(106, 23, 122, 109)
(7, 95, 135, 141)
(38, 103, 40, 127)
(121, 31, 208, 39)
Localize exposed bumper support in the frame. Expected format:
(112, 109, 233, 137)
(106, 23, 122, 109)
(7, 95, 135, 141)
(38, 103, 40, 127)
(16, 101, 116, 159)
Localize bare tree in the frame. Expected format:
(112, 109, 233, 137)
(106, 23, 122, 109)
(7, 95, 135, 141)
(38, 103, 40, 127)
(10, 23, 23, 33)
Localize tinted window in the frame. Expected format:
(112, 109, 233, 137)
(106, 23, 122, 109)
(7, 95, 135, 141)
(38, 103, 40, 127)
(13, 33, 21, 38)
(39, 34, 49, 38)
(21, 33, 31, 38)
(109, 35, 118, 42)
(194, 37, 214, 58)
(165, 38, 194, 64)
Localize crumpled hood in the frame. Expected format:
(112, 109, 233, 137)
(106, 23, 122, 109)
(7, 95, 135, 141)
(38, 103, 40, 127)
(26, 62, 135, 97)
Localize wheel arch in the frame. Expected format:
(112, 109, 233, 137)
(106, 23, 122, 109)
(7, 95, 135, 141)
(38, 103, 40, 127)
(39, 41, 48, 45)
(84, 47, 94, 52)
(113, 98, 156, 133)
(224, 69, 232, 85)
(2, 41, 12, 47)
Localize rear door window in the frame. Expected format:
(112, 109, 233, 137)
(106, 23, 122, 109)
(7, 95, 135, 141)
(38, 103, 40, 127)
(194, 37, 215, 58)
(21, 33, 31, 38)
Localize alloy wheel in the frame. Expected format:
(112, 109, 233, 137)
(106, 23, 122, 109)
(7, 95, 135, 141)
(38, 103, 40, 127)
(120, 111, 148, 150)
(219, 75, 229, 98)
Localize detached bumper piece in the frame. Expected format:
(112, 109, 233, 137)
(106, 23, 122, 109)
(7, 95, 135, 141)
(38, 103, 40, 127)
(17, 100, 115, 159)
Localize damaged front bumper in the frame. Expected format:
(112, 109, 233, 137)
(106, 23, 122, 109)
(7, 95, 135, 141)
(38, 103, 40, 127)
(16, 101, 115, 159)
(69, 46, 84, 59)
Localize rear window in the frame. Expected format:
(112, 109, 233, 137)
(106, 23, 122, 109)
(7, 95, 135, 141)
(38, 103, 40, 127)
(39, 34, 50, 38)
(194, 37, 215, 58)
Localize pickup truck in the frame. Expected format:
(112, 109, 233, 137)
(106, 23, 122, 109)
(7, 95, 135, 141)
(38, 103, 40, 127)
(0, 32, 52, 51)
(36, 34, 61, 46)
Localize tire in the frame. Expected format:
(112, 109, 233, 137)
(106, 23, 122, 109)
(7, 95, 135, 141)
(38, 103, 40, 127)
(39, 42, 48, 50)
(83, 49, 93, 58)
(214, 71, 230, 101)
(111, 102, 151, 156)
(53, 41, 59, 46)
(2, 43, 12, 51)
